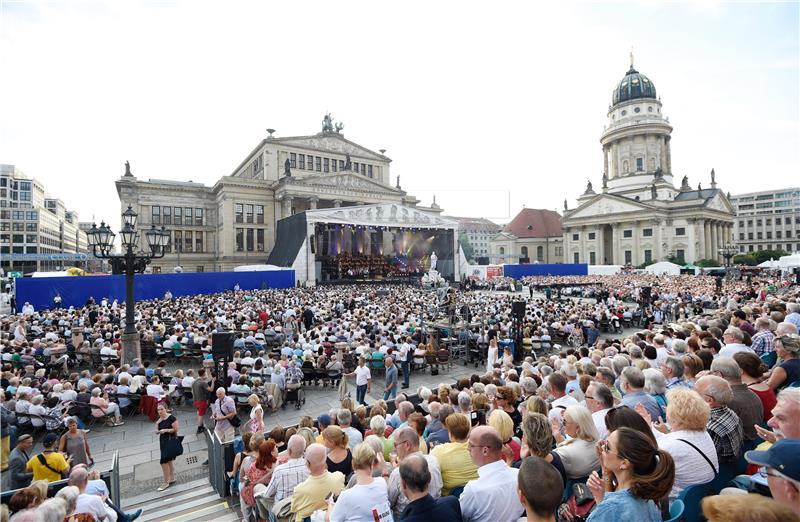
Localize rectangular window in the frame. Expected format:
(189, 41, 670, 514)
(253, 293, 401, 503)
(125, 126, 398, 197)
(257, 229, 264, 251)
(588, 232, 596, 240)
(25, 234, 37, 243)
(642, 228, 653, 237)
(163, 206, 172, 225)
(315, 157, 321, 172)
(339, 160, 345, 171)
(757, 232, 763, 239)
(748, 232, 754, 240)
(589, 251, 596, 264)
(25, 211, 37, 220)
(777, 231, 782, 239)
(236, 228, 244, 251)
(739, 233, 745, 240)
(573, 252, 579, 263)
(361, 164, 366, 175)
(290, 153, 297, 168)
(152, 206, 160, 224)
(368, 165, 373, 178)
(324, 158, 329, 173)
(353, 162, 359, 173)
(246, 204, 254, 224)
(625, 250, 632, 264)
(623, 229, 632, 238)
(757, 220, 762, 226)
(174, 207, 182, 225)
(184, 231, 193, 252)
(636, 158, 644, 171)
(164, 231, 172, 253)
(185, 207, 192, 223)
(195, 231, 203, 252)
(676, 249, 685, 261)
(235, 203, 243, 223)
(785, 217, 791, 225)
(174, 230, 182, 251)
(196, 266, 204, 272)
(675, 227, 686, 236)
(195, 208, 203, 225)
(738, 221, 744, 227)
(747, 220, 753, 227)
(246, 228, 254, 251)
(25, 223, 36, 231)
(766, 218, 772, 225)
(766, 231, 772, 239)
(748, 245, 754, 252)
(644, 249, 652, 263)
(152, 266, 162, 274)
(299, 155, 305, 169)
(256, 205, 264, 224)
(331, 159, 337, 172)
(572, 233, 579, 241)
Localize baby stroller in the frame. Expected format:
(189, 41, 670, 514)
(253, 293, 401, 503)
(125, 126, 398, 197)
(285, 384, 305, 410)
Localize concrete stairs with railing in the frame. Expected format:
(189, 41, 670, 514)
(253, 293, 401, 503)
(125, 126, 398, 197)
(121, 478, 239, 522)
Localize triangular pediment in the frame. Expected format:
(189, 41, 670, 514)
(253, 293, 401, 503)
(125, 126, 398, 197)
(286, 171, 400, 194)
(705, 192, 735, 214)
(567, 194, 654, 220)
(274, 133, 387, 161)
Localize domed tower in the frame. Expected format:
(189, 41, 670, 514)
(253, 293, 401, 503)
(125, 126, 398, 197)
(600, 55, 674, 195)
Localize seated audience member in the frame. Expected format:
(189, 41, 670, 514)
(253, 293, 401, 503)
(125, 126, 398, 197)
(733, 351, 776, 423)
(586, 427, 675, 522)
(516, 412, 567, 485)
(400, 453, 463, 522)
(742, 438, 800, 519)
(388, 427, 443, 518)
(694, 375, 744, 463)
(552, 405, 600, 479)
(766, 334, 800, 391)
(429, 411, 477, 496)
(289, 443, 345, 522)
(327, 442, 391, 522)
(756, 388, 800, 444)
(458, 426, 524, 522)
(517, 456, 564, 522)
(619, 367, 662, 422)
(702, 493, 799, 522)
(710, 357, 762, 444)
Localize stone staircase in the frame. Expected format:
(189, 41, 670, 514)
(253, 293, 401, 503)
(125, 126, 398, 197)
(121, 478, 239, 522)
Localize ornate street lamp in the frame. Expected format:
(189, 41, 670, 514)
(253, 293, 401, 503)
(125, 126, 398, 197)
(87, 204, 169, 364)
(719, 243, 738, 268)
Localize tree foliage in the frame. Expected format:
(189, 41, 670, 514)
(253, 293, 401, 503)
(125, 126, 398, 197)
(459, 233, 475, 262)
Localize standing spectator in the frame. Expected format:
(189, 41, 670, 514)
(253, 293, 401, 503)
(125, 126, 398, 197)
(7, 434, 34, 490)
(766, 334, 800, 391)
(290, 443, 345, 522)
(328, 442, 392, 522)
(711, 357, 763, 443)
(212, 387, 237, 443)
(400, 453, 463, 522)
(398, 336, 411, 390)
(459, 425, 524, 522)
(517, 457, 563, 522)
(694, 375, 744, 463)
(191, 368, 214, 434)
(345, 357, 371, 406)
(59, 417, 93, 468)
(384, 356, 398, 401)
(156, 403, 180, 492)
(27, 432, 70, 482)
(585, 427, 675, 522)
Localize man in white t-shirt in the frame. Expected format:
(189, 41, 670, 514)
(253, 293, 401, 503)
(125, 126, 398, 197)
(346, 357, 372, 406)
(69, 466, 110, 522)
(398, 337, 411, 389)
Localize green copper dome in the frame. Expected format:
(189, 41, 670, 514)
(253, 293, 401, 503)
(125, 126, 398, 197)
(612, 65, 657, 106)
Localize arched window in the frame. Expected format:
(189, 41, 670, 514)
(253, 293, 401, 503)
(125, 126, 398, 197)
(537, 246, 544, 261)
(521, 246, 528, 258)
(499, 247, 505, 255)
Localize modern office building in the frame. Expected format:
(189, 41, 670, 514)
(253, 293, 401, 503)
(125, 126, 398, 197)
(0, 164, 88, 274)
(730, 188, 800, 254)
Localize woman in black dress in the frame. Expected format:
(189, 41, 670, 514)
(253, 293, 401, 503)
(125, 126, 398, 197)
(156, 404, 180, 492)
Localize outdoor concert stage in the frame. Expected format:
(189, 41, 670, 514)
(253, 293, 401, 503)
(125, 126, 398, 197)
(266, 203, 463, 285)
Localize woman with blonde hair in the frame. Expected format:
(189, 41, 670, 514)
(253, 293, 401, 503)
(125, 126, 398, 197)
(488, 409, 520, 463)
(552, 404, 600, 479)
(322, 425, 352, 477)
(327, 442, 391, 521)
(523, 395, 549, 417)
(702, 493, 798, 522)
(246, 394, 264, 434)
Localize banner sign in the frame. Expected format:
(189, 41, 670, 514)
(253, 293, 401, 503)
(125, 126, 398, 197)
(6, 253, 89, 261)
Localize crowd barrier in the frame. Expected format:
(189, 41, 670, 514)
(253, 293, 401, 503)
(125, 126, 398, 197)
(14, 269, 295, 312)
(503, 263, 589, 279)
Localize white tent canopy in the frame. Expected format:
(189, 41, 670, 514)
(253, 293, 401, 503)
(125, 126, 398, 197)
(779, 253, 800, 270)
(758, 259, 780, 268)
(644, 261, 681, 276)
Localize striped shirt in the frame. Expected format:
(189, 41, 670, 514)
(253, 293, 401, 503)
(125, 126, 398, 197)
(264, 457, 309, 502)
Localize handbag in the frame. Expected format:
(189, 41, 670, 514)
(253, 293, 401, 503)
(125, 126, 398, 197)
(162, 435, 185, 460)
(557, 483, 596, 522)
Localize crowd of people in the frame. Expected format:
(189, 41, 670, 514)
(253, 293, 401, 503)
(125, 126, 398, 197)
(2, 270, 800, 521)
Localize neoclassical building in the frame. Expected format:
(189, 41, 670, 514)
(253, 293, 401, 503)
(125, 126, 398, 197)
(562, 59, 735, 266)
(489, 208, 564, 265)
(115, 116, 438, 272)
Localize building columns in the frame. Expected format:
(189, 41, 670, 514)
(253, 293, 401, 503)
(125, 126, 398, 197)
(704, 221, 712, 260)
(308, 197, 319, 210)
(710, 221, 718, 262)
(282, 196, 293, 218)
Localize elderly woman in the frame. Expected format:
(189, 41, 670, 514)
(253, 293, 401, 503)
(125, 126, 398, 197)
(368, 414, 394, 460)
(643, 368, 668, 421)
(552, 404, 600, 479)
(766, 334, 800, 391)
(649, 387, 718, 500)
(89, 387, 124, 426)
(518, 412, 567, 485)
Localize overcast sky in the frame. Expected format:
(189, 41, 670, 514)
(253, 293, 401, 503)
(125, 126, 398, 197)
(2, 0, 798, 232)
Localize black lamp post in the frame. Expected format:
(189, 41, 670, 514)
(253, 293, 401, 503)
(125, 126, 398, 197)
(86, 205, 169, 364)
(719, 243, 738, 268)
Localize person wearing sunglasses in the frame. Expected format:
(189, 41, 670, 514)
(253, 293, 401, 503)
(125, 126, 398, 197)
(585, 427, 675, 522)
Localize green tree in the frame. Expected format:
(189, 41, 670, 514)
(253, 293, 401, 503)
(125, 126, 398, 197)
(459, 233, 475, 262)
(733, 254, 757, 266)
(751, 249, 787, 264)
(695, 258, 720, 267)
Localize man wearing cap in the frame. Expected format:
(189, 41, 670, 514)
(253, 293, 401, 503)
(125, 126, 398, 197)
(745, 439, 800, 517)
(27, 432, 71, 482)
(7, 434, 34, 490)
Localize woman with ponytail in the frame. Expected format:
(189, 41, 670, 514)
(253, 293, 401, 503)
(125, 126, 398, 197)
(585, 427, 675, 522)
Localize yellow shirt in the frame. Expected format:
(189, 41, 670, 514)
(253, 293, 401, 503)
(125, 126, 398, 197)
(290, 471, 345, 522)
(26, 452, 69, 482)
(429, 441, 478, 495)
(419, 435, 428, 455)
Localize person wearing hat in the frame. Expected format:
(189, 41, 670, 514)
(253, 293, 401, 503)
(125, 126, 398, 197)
(745, 439, 800, 517)
(26, 432, 71, 482)
(7, 434, 34, 490)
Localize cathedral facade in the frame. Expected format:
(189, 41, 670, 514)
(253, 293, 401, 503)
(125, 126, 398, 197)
(561, 60, 735, 266)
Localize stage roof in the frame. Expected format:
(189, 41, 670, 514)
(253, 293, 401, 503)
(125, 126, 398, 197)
(305, 203, 459, 230)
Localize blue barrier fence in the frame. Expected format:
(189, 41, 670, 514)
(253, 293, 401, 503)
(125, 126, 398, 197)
(503, 264, 588, 279)
(15, 270, 295, 312)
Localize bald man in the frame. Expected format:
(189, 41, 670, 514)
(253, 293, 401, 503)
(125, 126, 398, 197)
(290, 443, 344, 522)
(459, 426, 524, 522)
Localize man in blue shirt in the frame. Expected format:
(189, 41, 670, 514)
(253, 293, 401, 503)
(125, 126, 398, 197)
(384, 356, 398, 400)
(619, 366, 662, 421)
(400, 454, 462, 522)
